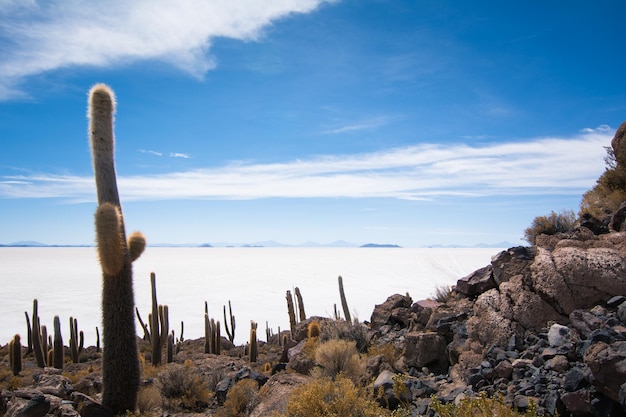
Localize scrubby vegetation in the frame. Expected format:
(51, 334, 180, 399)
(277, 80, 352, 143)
(431, 393, 541, 417)
(281, 376, 388, 417)
(523, 209, 577, 244)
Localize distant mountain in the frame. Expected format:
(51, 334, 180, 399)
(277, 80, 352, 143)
(8, 241, 48, 247)
(360, 243, 402, 248)
(425, 241, 516, 249)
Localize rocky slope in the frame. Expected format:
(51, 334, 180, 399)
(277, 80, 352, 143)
(1, 230, 626, 417)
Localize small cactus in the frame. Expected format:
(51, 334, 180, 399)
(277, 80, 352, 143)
(307, 320, 321, 339)
(249, 321, 258, 363)
(9, 334, 22, 376)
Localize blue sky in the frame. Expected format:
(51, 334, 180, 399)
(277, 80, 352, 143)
(0, 0, 625, 247)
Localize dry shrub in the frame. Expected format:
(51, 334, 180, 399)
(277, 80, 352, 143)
(283, 376, 388, 417)
(313, 339, 364, 383)
(156, 363, 211, 411)
(431, 393, 540, 417)
(136, 384, 161, 414)
(432, 284, 453, 303)
(320, 320, 371, 353)
(367, 343, 398, 365)
(523, 210, 576, 245)
(217, 379, 259, 417)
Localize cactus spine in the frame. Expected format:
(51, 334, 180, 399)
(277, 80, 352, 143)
(338, 276, 352, 324)
(89, 84, 145, 415)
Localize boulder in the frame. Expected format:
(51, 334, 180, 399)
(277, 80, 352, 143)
(370, 294, 413, 331)
(491, 246, 535, 285)
(403, 332, 448, 373)
(531, 245, 626, 315)
(249, 373, 311, 417)
(411, 299, 440, 326)
(455, 265, 495, 297)
(547, 323, 579, 347)
(583, 341, 626, 402)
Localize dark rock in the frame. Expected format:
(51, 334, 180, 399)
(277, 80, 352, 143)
(607, 296, 626, 308)
(584, 341, 626, 402)
(235, 367, 269, 387)
(13, 394, 50, 417)
(370, 294, 413, 331)
(491, 246, 535, 285)
(456, 265, 495, 297)
(215, 376, 234, 405)
(563, 367, 587, 392)
(71, 393, 112, 417)
(591, 394, 624, 417)
(561, 389, 593, 416)
(411, 299, 440, 326)
(403, 332, 448, 374)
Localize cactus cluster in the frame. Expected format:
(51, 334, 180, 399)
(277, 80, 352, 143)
(223, 300, 236, 343)
(89, 83, 145, 415)
(148, 273, 169, 366)
(69, 317, 84, 363)
(204, 302, 221, 355)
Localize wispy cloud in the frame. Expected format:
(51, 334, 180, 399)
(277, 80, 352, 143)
(169, 153, 190, 159)
(140, 149, 190, 158)
(0, 0, 333, 99)
(0, 126, 613, 202)
(322, 116, 392, 134)
(139, 149, 163, 157)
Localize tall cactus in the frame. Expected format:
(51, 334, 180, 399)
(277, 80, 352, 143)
(31, 299, 46, 368)
(148, 272, 169, 366)
(286, 290, 297, 338)
(52, 316, 64, 370)
(338, 276, 352, 324)
(89, 84, 145, 415)
(295, 287, 306, 321)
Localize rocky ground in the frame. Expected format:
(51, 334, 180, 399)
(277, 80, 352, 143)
(2, 230, 626, 417)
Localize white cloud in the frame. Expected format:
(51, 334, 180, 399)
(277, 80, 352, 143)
(0, 126, 613, 202)
(139, 149, 163, 156)
(169, 153, 190, 159)
(0, 0, 333, 99)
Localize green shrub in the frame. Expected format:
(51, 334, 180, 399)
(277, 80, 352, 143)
(430, 393, 540, 417)
(523, 209, 576, 245)
(283, 376, 388, 417)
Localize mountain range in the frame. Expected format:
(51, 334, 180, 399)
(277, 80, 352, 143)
(0, 240, 516, 248)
